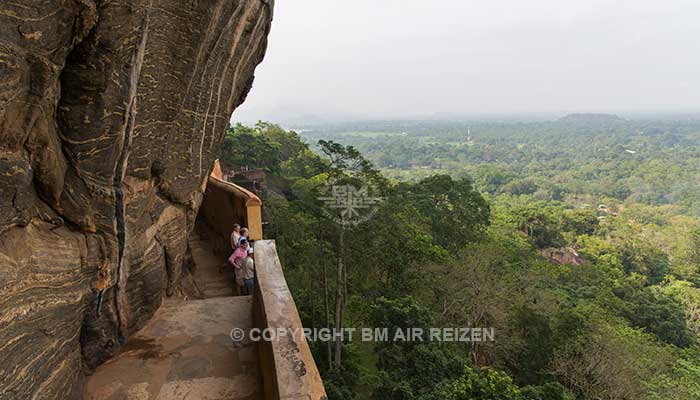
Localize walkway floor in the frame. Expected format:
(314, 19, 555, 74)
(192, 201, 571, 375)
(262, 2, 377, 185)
(83, 233, 258, 400)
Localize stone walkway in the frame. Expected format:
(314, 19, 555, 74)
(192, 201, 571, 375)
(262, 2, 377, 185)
(83, 234, 258, 400)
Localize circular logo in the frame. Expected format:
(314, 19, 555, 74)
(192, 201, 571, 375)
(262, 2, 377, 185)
(230, 328, 245, 342)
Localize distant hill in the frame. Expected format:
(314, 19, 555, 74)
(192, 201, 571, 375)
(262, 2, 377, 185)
(558, 113, 625, 124)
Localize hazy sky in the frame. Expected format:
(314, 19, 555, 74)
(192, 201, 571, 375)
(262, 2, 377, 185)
(233, 0, 700, 123)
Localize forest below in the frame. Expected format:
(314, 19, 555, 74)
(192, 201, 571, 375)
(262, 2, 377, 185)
(222, 114, 700, 400)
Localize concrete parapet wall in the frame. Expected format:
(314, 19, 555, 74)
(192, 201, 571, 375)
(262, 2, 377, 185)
(253, 240, 327, 400)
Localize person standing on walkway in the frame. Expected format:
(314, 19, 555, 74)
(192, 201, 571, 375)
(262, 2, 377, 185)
(230, 224, 241, 249)
(229, 239, 249, 295)
(237, 227, 249, 247)
(243, 255, 255, 295)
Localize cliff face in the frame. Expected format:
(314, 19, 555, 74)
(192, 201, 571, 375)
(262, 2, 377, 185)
(0, 1, 273, 398)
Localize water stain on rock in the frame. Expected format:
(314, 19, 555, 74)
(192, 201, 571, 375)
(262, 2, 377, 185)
(124, 337, 177, 360)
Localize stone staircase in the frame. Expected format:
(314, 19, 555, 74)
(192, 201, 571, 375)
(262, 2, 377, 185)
(188, 231, 237, 298)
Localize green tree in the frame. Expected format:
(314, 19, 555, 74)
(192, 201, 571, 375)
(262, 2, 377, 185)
(551, 305, 675, 400)
(646, 346, 700, 400)
(619, 287, 693, 348)
(368, 297, 468, 400)
(401, 175, 490, 251)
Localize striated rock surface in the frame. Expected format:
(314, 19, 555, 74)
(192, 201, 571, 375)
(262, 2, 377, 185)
(0, 1, 273, 398)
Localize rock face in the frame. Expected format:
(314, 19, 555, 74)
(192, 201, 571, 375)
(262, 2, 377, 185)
(542, 246, 584, 266)
(0, 1, 273, 398)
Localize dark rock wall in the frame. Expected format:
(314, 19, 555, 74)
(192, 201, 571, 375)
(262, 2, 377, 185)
(0, 1, 273, 398)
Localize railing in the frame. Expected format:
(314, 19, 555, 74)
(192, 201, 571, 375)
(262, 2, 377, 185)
(201, 160, 263, 241)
